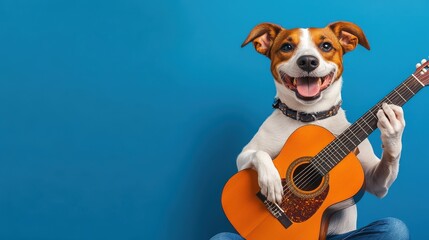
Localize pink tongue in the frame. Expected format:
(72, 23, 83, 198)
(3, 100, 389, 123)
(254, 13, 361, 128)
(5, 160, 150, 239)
(296, 77, 321, 97)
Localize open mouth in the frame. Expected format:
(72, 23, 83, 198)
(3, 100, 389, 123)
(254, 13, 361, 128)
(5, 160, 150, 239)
(279, 71, 335, 101)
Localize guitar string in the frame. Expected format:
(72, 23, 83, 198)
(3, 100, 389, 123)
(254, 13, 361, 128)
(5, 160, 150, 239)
(281, 76, 421, 199)
(276, 74, 426, 203)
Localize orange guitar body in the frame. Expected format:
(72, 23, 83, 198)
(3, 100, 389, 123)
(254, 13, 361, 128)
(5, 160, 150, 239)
(221, 125, 365, 240)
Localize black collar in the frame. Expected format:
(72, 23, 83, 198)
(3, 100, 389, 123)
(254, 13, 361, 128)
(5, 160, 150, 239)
(272, 98, 342, 122)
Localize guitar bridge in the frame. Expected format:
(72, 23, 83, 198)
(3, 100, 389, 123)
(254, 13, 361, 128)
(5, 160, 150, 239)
(256, 192, 292, 229)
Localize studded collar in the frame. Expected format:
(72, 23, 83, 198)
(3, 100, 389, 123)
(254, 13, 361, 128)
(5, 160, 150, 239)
(272, 98, 342, 122)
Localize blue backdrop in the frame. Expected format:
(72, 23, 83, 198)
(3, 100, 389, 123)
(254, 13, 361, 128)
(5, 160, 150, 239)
(0, 0, 428, 239)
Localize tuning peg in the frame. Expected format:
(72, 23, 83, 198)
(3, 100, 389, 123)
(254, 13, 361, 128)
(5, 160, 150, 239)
(422, 59, 427, 64)
(416, 63, 422, 68)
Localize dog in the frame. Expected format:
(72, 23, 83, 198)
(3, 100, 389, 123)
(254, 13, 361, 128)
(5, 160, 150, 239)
(237, 21, 406, 235)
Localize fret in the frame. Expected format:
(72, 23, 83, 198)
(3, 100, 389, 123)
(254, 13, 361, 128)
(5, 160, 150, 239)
(312, 166, 326, 176)
(315, 164, 328, 175)
(312, 160, 328, 175)
(412, 73, 425, 86)
(323, 150, 341, 166)
(355, 121, 369, 135)
(312, 151, 333, 173)
(318, 149, 333, 165)
(322, 160, 333, 170)
(312, 158, 329, 175)
(402, 82, 415, 95)
(411, 77, 425, 91)
(384, 95, 393, 104)
(321, 160, 332, 172)
(312, 75, 425, 175)
(349, 129, 362, 142)
(317, 154, 332, 170)
(394, 89, 407, 103)
(367, 109, 378, 119)
(408, 79, 420, 92)
(342, 129, 359, 147)
(334, 140, 349, 155)
(332, 141, 347, 160)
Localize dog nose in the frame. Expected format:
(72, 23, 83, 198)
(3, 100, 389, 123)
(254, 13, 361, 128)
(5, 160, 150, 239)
(297, 55, 319, 72)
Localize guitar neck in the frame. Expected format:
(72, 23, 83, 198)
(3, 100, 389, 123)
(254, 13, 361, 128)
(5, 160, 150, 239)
(313, 75, 425, 175)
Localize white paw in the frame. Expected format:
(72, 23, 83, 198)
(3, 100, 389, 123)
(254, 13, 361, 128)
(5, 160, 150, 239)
(376, 103, 405, 159)
(253, 151, 283, 205)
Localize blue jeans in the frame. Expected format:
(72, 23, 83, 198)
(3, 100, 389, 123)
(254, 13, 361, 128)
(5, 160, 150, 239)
(211, 217, 409, 240)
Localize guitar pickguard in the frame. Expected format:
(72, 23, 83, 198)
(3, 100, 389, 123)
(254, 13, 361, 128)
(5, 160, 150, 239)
(281, 179, 329, 223)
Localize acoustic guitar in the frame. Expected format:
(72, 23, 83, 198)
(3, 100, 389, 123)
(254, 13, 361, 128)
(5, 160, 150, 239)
(221, 59, 429, 240)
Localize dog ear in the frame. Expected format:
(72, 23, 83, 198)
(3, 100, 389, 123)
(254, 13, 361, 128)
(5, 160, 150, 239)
(241, 23, 282, 57)
(328, 21, 370, 53)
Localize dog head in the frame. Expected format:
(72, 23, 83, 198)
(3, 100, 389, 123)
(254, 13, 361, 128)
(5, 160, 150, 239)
(242, 21, 370, 110)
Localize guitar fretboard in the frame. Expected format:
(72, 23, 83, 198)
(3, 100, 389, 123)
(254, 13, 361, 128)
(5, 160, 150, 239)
(311, 75, 424, 175)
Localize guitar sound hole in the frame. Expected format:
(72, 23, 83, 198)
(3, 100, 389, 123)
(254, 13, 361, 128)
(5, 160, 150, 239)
(292, 163, 323, 192)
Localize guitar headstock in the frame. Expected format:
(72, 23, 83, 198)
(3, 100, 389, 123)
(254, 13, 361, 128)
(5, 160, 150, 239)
(415, 58, 429, 86)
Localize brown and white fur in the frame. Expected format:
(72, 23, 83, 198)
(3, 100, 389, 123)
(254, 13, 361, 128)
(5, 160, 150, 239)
(237, 22, 406, 234)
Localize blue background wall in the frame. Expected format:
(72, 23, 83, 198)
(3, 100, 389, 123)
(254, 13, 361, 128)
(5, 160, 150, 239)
(0, 0, 428, 239)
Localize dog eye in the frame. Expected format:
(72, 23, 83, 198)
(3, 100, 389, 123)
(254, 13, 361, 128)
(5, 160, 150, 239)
(280, 43, 294, 52)
(320, 42, 333, 52)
